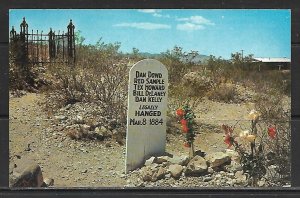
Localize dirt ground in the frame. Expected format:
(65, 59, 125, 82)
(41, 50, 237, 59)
(9, 92, 263, 187)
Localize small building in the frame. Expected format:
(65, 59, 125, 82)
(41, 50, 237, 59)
(253, 57, 291, 71)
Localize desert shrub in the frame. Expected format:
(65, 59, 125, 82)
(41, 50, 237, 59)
(222, 107, 291, 186)
(47, 63, 86, 105)
(47, 40, 129, 123)
(9, 51, 36, 91)
(206, 55, 232, 85)
(182, 71, 213, 96)
(254, 88, 290, 120)
(207, 83, 237, 103)
(159, 46, 200, 87)
(204, 53, 290, 98)
(260, 121, 291, 183)
(254, 90, 291, 183)
(168, 82, 202, 114)
(9, 42, 50, 92)
(161, 47, 204, 116)
(239, 70, 290, 97)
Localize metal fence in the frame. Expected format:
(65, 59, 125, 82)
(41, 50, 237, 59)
(10, 17, 76, 65)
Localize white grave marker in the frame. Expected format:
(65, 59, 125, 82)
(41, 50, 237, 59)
(125, 59, 168, 172)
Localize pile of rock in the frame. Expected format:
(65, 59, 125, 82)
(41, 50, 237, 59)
(136, 150, 244, 184)
(52, 102, 125, 143)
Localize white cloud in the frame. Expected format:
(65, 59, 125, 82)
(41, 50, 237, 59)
(138, 9, 157, 14)
(176, 23, 205, 31)
(152, 12, 162, 17)
(113, 22, 171, 30)
(175, 15, 214, 32)
(177, 15, 215, 26)
(138, 9, 170, 18)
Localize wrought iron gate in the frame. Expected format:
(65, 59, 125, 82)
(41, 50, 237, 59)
(10, 17, 76, 65)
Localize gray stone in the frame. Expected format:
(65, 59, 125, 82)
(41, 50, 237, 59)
(95, 126, 108, 137)
(140, 166, 166, 182)
(225, 149, 240, 162)
(258, 179, 266, 187)
(65, 104, 72, 110)
(186, 155, 208, 175)
(169, 155, 189, 166)
(224, 160, 243, 173)
(283, 184, 291, 187)
(215, 174, 221, 179)
(226, 180, 234, 186)
(232, 179, 237, 184)
(10, 159, 43, 187)
(43, 178, 54, 187)
(205, 152, 231, 168)
(154, 167, 167, 181)
(55, 115, 67, 121)
(168, 164, 184, 179)
(235, 170, 247, 184)
(80, 124, 90, 134)
(265, 165, 281, 182)
(156, 156, 169, 164)
(120, 174, 126, 178)
(140, 166, 154, 182)
(74, 115, 84, 124)
(165, 173, 171, 178)
(207, 167, 214, 174)
(149, 163, 159, 170)
(203, 176, 213, 182)
(144, 156, 157, 166)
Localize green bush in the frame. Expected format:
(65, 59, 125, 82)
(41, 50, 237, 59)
(47, 40, 129, 123)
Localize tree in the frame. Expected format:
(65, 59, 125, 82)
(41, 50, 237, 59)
(160, 46, 186, 85)
(75, 30, 85, 46)
(131, 47, 141, 60)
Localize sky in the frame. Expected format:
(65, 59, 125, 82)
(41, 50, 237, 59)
(9, 9, 291, 59)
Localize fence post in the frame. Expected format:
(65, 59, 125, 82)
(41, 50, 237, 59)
(67, 19, 75, 65)
(20, 17, 28, 63)
(10, 26, 17, 41)
(48, 28, 56, 61)
(10, 18, 76, 65)
(9, 26, 17, 58)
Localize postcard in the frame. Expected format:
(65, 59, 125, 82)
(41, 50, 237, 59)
(9, 9, 291, 188)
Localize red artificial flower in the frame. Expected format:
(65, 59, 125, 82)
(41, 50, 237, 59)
(222, 124, 233, 136)
(224, 135, 237, 148)
(181, 119, 188, 126)
(268, 127, 276, 139)
(176, 109, 185, 117)
(182, 124, 189, 133)
(222, 124, 236, 148)
(224, 135, 233, 148)
(184, 142, 191, 148)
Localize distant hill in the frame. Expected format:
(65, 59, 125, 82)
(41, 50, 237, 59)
(184, 54, 210, 64)
(138, 52, 210, 64)
(139, 52, 162, 59)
